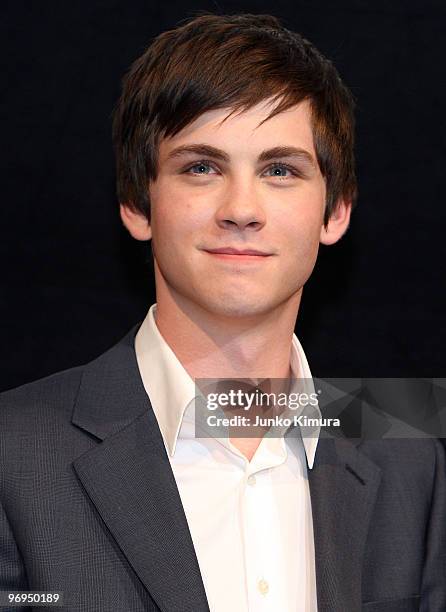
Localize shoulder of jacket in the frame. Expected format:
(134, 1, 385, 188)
(0, 364, 85, 429)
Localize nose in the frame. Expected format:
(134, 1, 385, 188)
(215, 180, 267, 232)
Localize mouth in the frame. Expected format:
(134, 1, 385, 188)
(202, 247, 273, 260)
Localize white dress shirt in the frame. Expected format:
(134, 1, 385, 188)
(135, 304, 320, 611)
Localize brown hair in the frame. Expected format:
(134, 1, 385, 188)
(113, 13, 357, 226)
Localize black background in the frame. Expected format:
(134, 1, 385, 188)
(2, 0, 445, 391)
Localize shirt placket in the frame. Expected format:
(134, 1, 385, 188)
(241, 440, 289, 612)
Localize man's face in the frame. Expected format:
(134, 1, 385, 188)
(139, 99, 345, 319)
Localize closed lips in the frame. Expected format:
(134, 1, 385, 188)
(204, 247, 271, 256)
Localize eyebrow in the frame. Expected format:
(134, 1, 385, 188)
(165, 144, 317, 167)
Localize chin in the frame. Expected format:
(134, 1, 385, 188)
(198, 293, 281, 320)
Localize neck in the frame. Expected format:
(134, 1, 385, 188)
(154, 282, 302, 383)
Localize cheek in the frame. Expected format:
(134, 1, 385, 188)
(150, 183, 191, 237)
(149, 184, 210, 265)
(280, 198, 324, 242)
(288, 227, 320, 266)
(278, 210, 323, 274)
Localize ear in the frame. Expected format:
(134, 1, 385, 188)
(319, 198, 352, 245)
(120, 203, 152, 241)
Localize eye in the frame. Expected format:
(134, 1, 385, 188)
(263, 163, 296, 178)
(185, 161, 218, 175)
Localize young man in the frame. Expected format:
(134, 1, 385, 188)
(1, 13, 445, 612)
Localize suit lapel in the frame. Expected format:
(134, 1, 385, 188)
(71, 325, 210, 612)
(308, 434, 382, 612)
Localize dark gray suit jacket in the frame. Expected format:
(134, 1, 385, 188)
(1, 325, 445, 611)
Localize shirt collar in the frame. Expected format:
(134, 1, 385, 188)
(135, 304, 320, 468)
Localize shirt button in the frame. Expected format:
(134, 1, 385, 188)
(258, 578, 269, 595)
(247, 475, 256, 486)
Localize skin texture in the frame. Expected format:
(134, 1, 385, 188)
(121, 98, 351, 459)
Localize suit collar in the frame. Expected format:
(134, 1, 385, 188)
(71, 324, 210, 611)
(308, 434, 382, 611)
(297, 377, 383, 610)
(71, 323, 149, 440)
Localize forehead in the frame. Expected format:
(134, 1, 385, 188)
(158, 98, 316, 159)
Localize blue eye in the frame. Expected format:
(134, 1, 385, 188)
(188, 162, 215, 174)
(265, 164, 293, 177)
